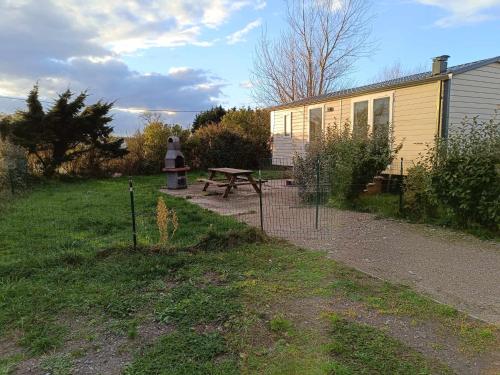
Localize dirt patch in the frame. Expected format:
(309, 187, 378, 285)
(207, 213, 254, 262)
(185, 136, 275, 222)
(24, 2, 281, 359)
(0, 330, 24, 358)
(202, 271, 227, 286)
(192, 323, 222, 335)
(13, 318, 173, 375)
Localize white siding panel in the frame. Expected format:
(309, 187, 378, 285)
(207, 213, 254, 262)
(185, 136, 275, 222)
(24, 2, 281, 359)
(448, 62, 500, 130)
(271, 107, 306, 166)
(390, 81, 440, 173)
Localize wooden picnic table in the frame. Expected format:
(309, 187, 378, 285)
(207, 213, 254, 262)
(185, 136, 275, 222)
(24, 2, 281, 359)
(198, 167, 262, 198)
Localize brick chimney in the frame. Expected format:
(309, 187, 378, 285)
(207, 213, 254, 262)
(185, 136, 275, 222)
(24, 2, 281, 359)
(432, 55, 450, 75)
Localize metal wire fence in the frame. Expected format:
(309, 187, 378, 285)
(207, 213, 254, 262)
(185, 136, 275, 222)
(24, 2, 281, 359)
(1, 157, 410, 251)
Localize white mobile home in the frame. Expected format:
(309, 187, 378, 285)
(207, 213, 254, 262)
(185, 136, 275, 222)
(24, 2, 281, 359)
(269, 55, 500, 171)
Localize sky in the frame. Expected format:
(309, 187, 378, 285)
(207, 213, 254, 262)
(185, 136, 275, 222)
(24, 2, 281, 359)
(0, 0, 499, 135)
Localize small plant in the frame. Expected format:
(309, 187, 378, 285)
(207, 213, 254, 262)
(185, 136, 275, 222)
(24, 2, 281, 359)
(404, 165, 438, 221)
(128, 321, 138, 340)
(157, 197, 169, 244)
(156, 197, 180, 245)
(269, 314, 293, 333)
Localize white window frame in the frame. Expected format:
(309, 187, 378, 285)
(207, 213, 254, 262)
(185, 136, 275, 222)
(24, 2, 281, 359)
(350, 91, 394, 135)
(308, 104, 324, 142)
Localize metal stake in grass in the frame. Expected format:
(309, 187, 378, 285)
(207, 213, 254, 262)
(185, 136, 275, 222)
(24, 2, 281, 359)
(315, 158, 320, 230)
(8, 168, 15, 195)
(399, 158, 404, 214)
(259, 169, 264, 231)
(128, 177, 137, 250)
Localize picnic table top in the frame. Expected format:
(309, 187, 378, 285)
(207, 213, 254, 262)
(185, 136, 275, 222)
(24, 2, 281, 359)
(208, 167, 254, 175)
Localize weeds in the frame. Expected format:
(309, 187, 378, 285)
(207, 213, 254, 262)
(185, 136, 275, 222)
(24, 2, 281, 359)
(269, 314, 293, 334)
(156, 196, 180, 245)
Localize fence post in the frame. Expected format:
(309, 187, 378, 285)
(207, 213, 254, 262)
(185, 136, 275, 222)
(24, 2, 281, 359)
(8, 168, 15, 195)
(128, 177, 137, 250)
(258, 169, 264, 232)
(315, 158, 320, 230)
(399, 158, 404, 214)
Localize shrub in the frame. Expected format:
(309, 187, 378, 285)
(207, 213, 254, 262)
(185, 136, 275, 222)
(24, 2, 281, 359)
(0, 138, 29, 194)
(104, 115, 190, 176)
(220, 107, 270, 153)
(294, 122, 400, 203)
(424, 116, 499, 230)
(60, 137, 128, 177)
(108, 131, 147, 175)
(142, 115, 190, 173)
(404, 165, 438, 221)
(184, 107, 271, 170)
(185, 124, 269, 170)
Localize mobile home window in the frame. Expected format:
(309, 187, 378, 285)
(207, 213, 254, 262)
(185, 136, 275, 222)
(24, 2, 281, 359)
(373, 97, 390, 140)
(351, 93, 393, 139)
(353, 100, 368, 139)
(283, 113, 292, 136)
(309, 107, 323, 141)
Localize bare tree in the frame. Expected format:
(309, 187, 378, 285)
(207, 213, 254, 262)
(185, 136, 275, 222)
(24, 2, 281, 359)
(372, 61, 427, 82)
(251, 0, 373, 106)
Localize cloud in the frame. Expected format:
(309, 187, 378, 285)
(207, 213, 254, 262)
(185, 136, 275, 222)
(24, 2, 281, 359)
(415, 0, 500, 27)
(0, 0, 266, 133)
(0, 56, 225, 134)
(226, 19, 262, 45)
(239, 80, 254, 89)
(255, 1, 267, 10)
(45, 0, 264, 53)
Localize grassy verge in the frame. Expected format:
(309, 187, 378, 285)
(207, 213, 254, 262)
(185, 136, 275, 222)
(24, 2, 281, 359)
(0, 175, 498, 374)
(334, 193, 499, 240)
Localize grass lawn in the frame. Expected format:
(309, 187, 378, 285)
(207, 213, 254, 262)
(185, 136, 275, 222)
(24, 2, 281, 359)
(0, 175, 498, 374)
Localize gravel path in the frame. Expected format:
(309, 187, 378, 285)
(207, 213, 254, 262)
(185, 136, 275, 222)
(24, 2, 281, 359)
(292, 211, 500, 325)
(164, 182, 500, 325)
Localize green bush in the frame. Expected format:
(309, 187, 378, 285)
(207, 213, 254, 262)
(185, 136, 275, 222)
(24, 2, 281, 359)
(294, 122, 400, 202)
(404, 165, 438, 221)
(142, 116, 190, 173)
(102, 114, 190, 176)
(0, 138, 28, 195)
(184, 107, 270, 170)
(185, 123, 270, 170)
(424, 116, 499, 230)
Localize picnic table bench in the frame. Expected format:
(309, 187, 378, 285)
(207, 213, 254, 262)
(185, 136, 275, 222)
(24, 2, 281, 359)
(198, 168, 265, 198)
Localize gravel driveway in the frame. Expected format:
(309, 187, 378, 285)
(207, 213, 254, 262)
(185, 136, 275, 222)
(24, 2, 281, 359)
(164, 181, 500, 325)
